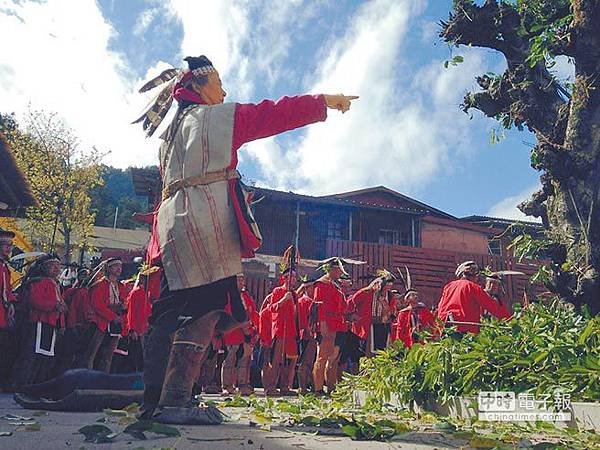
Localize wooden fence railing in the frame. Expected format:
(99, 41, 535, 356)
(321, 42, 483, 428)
(325, 239, 546, 308)
(243, 240, 547, 310)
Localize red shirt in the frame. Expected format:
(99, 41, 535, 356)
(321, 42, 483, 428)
(314, 279, 346, 333)
(269, 286, 297, 339)
(89, 277, 127, 333)
(65, 287, 89, 328)
(258, 295, 273, 345)
(297, 294, 315, 340)
(223, 290, 259, 346)
(347, 287, 374, 340)
(392, 306, 436, 348)
(437, 279, 511, 333)
(126, 285, 152, 335)
(27, 277, 64, 327)
(0, 260, 17, 329)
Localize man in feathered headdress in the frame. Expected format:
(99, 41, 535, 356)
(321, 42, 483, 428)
(436, 261, 511, 334)
(78, 258, 127, 373)
(347, 269, 396, 359)
(312, 257, 364, 394)
(134, 54, 358, 422)
(391, 267, 437, 348)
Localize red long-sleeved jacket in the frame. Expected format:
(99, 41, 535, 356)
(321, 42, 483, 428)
(437, 279, 511, 333)
(314, 279, 346, 333)
(65, 287, 89, 329)
(269, 286, 297, 339)
(347, 287, 374, 340)
(126, 285, 151, 335)
(297, 294, 315, 340)
(89, 278, 127, 333)
(392, 307, 436, 348)
(27, 278, 64, 327)
(223, 290, 259, 346)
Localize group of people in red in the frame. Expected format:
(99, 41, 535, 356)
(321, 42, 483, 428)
(0, 229, 161, 390)
(1, 227, 511, 397)
(193, 254, 512, 397)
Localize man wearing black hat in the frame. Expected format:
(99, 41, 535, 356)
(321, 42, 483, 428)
(134, 54, 358, 422)
(0, 230, 17, 387)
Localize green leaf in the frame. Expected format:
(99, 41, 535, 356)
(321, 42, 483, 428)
(147, 422, 181, 437)
(103, 408, 129, 416)
(298, 415, 319, 426)
(434, 421, 457, 432)
(24, 422, 41, 432)
(341, 424, 361, 440)
(470, 436, 504, 448)
(78, 425, 115, 443)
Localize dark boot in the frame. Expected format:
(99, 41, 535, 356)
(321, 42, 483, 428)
(158, 311, 221, 408)
(140, 324, 174, 418)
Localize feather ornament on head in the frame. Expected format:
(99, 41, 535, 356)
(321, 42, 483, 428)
(396, 266, 417, 298)
(132, 55, 216, 137)
(317, 256, 365, 275)
(455, 260, 480, 278)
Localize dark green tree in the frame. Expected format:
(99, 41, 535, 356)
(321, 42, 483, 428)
(441, 0, 600, 313)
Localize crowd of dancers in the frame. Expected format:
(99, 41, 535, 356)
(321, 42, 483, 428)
(1, 229, 513, 397)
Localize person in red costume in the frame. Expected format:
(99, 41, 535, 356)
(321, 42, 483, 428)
(80, 258, 127, 373)
(0, 231, 17, 387)
(258, 292, 274, 392)
(296, 280, 318, 394)
(54, 268, 91, 375)
(262, 268, 299, 396)
(392, 289, 437, 348)
(347, 270, 396, 358)
(437, 261, 511, 334)
(135, 54, 358, 423)
(221, 273, 259, 396)
(312, 258, 351, 395)
(12, 254, 66, 387)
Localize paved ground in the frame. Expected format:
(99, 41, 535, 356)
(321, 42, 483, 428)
(0, 393, 469, 450)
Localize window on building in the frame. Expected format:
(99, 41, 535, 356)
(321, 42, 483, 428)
(488, 238, 502, 256)
(379, 229, 413, 246)
(379, 229, 399, 245)
(327, 221, 343, 240)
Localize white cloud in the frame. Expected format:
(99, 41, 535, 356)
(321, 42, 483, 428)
(487, 185, 542, 222)
(0, 0, 160, 168)
(244, 0, 489, 195)
(133, 7, 160, 37)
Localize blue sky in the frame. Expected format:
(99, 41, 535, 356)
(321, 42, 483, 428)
(1, 0, 568, 220)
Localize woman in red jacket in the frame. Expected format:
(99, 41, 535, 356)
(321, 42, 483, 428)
(12, 254, 66, 387)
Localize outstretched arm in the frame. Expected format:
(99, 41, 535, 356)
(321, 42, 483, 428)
(232, 94, 358, 150)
